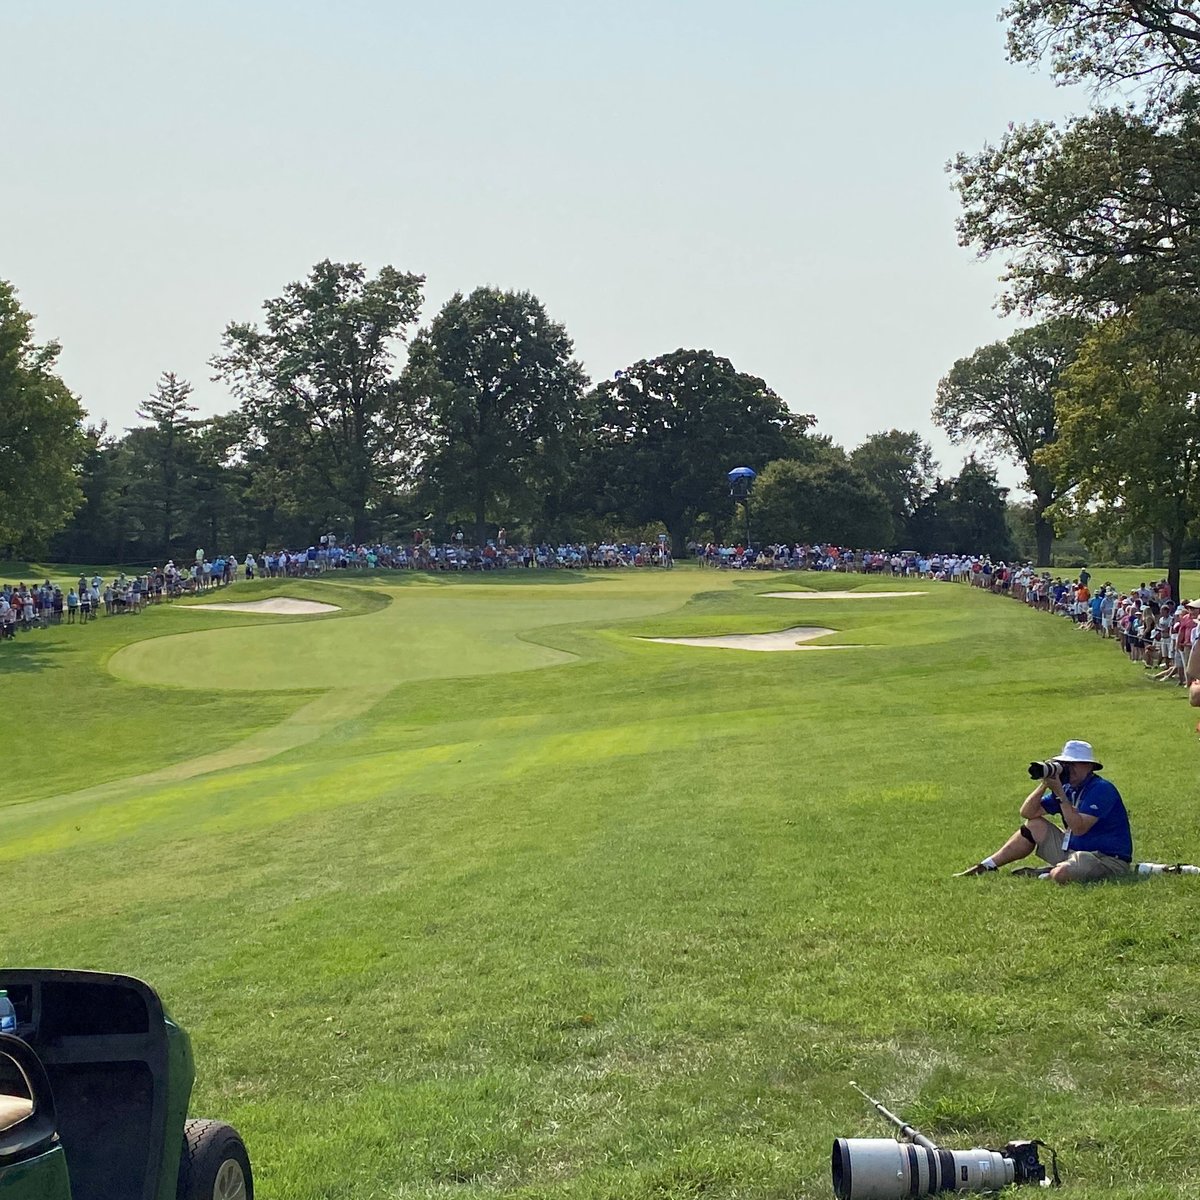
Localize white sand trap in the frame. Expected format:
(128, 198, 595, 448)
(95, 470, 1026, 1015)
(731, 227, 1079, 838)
(761, 590, 927, 600)
(642, 625, 856, 652)
(182, 598, 341, 615)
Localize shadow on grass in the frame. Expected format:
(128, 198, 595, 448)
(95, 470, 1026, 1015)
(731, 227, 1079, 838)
(0, 635, 66, 673)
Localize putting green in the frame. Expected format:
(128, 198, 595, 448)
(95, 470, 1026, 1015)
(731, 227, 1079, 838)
(108, 574, 717, 692)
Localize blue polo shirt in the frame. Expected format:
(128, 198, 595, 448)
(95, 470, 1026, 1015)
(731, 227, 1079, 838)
(1041, 774, 1132, 860)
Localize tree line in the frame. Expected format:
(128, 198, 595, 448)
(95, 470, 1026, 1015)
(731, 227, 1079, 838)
(1, 266, 1019, 565)
(940, 0, 1200, 601)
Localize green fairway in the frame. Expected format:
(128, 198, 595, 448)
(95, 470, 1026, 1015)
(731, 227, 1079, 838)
(109, 573, 712, 691)
(2, 567, 1199, 1200)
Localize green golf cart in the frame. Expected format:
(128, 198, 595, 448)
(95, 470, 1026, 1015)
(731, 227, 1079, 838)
(0, 969, 252, 1200)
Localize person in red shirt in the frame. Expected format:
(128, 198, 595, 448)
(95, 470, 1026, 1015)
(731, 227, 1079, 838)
(1184, 600, 1200, 705)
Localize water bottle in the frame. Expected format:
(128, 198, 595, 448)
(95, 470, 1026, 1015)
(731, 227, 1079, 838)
(1137, 862, 1200, 876)
(0, 991, 15, 1034)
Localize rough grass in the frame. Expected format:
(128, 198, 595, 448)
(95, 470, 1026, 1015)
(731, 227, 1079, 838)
(1, 565, 1198, 1199)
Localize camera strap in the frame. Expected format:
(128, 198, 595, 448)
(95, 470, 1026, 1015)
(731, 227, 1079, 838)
(1033, 1140, 1062, 1187)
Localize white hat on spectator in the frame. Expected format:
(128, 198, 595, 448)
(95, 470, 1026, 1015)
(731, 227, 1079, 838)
(1057, 739, 1103, 768)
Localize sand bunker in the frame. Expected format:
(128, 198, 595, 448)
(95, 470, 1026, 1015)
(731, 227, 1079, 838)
(182, 598, 341, 615)
(642, 625, 856, 652)
(761, 591, 926, 600)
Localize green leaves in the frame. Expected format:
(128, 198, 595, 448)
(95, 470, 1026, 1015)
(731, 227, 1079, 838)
(849, 430, 938, 535)
(1040, 297, 1200, 595)
(0, 280, 85, 552)
(934, 318, 1086, 561)
(1002, 2, 1200, 98)
(211, 261, 425, 540)
(402, 288, 588, 542)
(753, 457, 893, 547)
(951, 105, 1200, 313)
(946, 3, 1200, 576)
(583, 349, 811, 548)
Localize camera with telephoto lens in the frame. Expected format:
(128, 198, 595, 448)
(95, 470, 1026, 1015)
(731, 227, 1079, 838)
(831, 1137, 1055, 1198)
(1028, 758, 1064, 781)
(833, 1084, 1061, 1199)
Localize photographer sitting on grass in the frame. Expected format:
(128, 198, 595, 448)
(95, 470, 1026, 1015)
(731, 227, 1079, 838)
(955, 741, 1132, 884)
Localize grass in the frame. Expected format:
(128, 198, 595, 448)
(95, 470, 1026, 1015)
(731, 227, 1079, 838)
(2, 565, 1199, 1199)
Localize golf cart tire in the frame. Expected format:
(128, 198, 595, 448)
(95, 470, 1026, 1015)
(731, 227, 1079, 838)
(177, 1118, 253, 1200)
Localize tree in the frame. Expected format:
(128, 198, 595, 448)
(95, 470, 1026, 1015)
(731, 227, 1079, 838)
(0, 280, 85, 554)
(125, 371, 199, 554)
(950, 457, 1018, 558)
(956, 2, 1200, 317)
(211, 260, 425, 541)
(1003, 1, 1200, 97)
(1039, 299, 1200, 601)
(402, 288, 588, 544)
(849, 430, 937, 544)
(951, 103, 1200, 315)
(909, 458, 1017, 559)
(934, 318, 1086, 564)
(188, 413, 257, 554)
(48, 424, 126, 563)
(753, 457, 893, 547)
(583, 349, 812, 552)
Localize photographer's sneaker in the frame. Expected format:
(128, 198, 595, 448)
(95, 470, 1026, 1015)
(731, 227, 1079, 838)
(953, 862, 994, 877)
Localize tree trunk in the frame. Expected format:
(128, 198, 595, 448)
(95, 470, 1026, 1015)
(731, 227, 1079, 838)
(668, 516, 691, 559)
(1167, 534, 1184, 606)
(350, 501, 368, 544)
(474, 475, 486, 548)
(1033, 509, 1053, 567)
(1152, 530, 1165, 570)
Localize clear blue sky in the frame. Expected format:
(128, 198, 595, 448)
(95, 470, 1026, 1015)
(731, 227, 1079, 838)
(4, 1, 1085, 492)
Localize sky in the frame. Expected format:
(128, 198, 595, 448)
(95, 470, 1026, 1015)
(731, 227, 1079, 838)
(3, 0, 1087, 495)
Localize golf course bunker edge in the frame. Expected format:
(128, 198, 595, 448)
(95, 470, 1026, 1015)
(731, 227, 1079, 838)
(640, 625, 858, 652)
(181, 597, 341, 615)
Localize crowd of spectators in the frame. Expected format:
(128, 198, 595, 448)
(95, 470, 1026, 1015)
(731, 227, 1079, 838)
(695, 543, 978, 577)
(7, 537, 1199, 691)
(976, 562, 1197, 687)
(1, 556, 239, 640)
(254, 535, 675, 572)
(0, 537, 676, 641)
(676, 542, 1200, 686)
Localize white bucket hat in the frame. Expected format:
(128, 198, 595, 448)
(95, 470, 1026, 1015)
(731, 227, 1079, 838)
(1057, 739, 1102, 769)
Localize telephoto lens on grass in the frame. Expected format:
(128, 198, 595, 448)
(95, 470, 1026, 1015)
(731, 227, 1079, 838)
(831, 1137, 1015, 1198)
(832, 1083, 1059, 1198)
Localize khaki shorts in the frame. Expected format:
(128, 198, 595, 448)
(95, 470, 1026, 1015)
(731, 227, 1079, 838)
(1032, 821, 1130, 881)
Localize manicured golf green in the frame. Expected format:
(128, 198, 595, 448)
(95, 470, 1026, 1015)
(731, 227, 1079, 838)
(2, 566, 1198, 1200)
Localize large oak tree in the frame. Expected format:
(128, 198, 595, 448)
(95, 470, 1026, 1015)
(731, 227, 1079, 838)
(402, 287, 588, 543)
(934, 318, 1086, 564)
(1039, 298, 1200, 601)
(583, 349, 811, 552)
(212, 260, 424, 541)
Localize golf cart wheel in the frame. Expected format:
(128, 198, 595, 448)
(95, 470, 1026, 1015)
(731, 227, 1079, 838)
(177, 1119, 253, 1200)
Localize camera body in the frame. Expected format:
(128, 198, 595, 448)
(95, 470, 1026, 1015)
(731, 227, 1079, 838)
(1004, 1140, 1050, 1185)
(1028, 758, 1064, 781)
